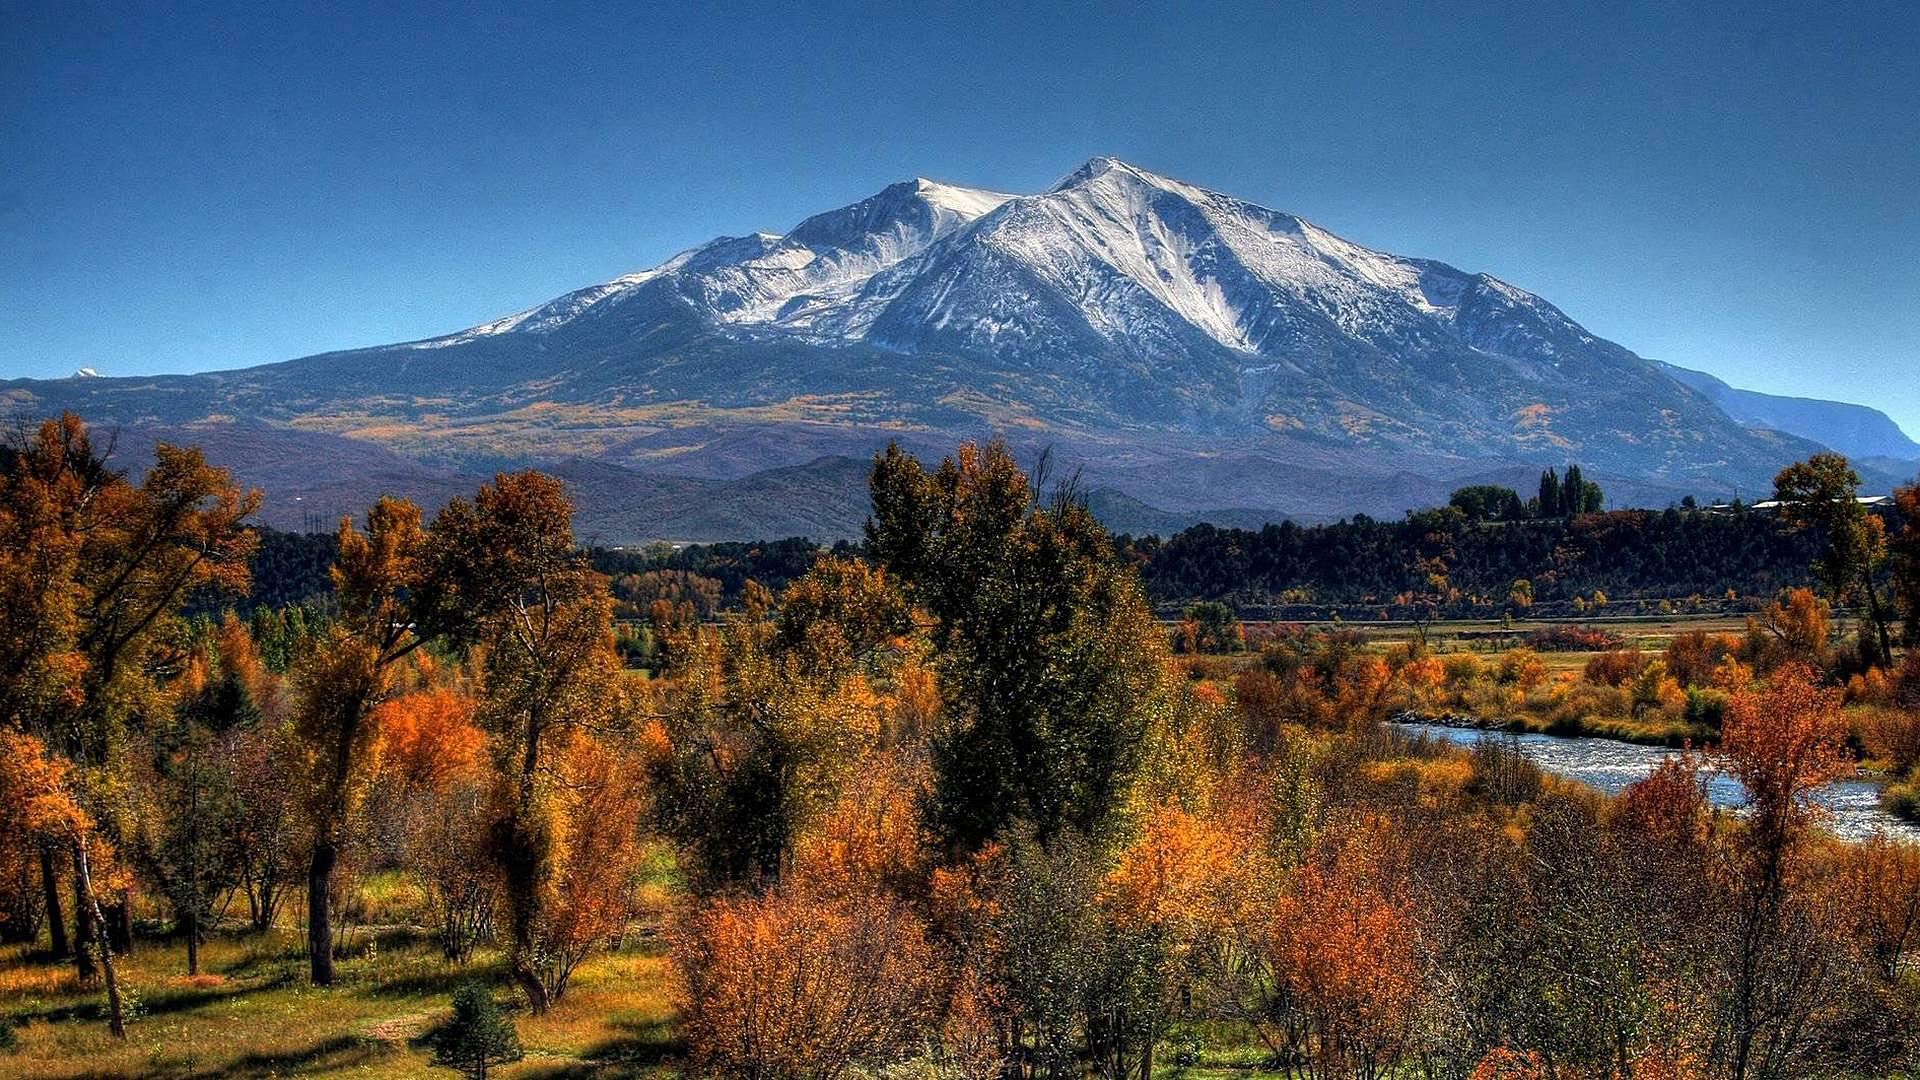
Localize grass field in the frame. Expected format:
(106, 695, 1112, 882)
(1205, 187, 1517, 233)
(0, 915, 676, 1079)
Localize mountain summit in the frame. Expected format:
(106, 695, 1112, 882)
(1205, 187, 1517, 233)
(2, 158, 1883, 540)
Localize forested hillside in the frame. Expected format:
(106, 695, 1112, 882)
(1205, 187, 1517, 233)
(220, 503, 1833, 620)
(1122, 508, 1832, 612)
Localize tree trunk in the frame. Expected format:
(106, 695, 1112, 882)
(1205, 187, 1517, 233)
(0, 858, 39, 944)
(505, 730, 551, 1014)
(71, 872, 96, 982)
(107, 895, 133, 954)
(503, 824, 551, 1015)
(1864, 572, 1895, 668)
(307, 839, 336, 987)
(70, 839, 125, 1038)
(185, 901, 199, 976)
(38, 845, 67, 957)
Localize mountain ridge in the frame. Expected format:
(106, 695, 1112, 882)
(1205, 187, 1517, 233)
(5, 157, 1897, 541)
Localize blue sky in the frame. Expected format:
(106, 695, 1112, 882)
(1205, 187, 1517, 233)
(4, 1, 1917, 435)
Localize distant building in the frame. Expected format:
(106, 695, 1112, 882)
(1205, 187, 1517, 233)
(1705, 494, 1893, 515)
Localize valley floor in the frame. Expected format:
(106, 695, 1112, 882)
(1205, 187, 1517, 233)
(0, 926, 675, 1079)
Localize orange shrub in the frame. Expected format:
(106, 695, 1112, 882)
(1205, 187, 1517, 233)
(674, 886, 941, 1080)
(1664, 631, 1741, 688)
(1264, 821, 1423, 1078)
(1584, 649, 1649, 687)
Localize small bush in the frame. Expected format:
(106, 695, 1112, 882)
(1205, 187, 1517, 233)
(1682, 686, 1729, 729)
(1664, 630, 1742, 687)
(1584, 650, 1649, 687)
(1881, 781, 1920, 823)
(1525, 626, 1625, 652)
(431, 983, 523, 1080)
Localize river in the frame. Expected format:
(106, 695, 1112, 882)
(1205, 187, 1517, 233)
(1391, 721, 1919, 844)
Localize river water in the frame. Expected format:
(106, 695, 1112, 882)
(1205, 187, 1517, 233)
(1391, 721, 1919, 844)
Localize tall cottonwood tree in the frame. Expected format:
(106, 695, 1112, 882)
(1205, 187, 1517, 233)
(294, 496, 439, 987)
(648, 555, 912, 893)
(1713, 664, 1853, 1080)
(866, 440, 1166, 854)
(1773, 453, 1894, 664)
(1890, 479, 1920, 645)
(0, 414, 257, 1033)
(421, 471, 629, 1013)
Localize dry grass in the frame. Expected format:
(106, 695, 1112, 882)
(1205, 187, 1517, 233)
(0, 918, 677, 1078)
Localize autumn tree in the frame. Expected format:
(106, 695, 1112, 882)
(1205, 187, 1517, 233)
(1773, 453, 1893, 664)
(1712, 663, 1854, 1080)
(0, 415, 256, 1030)
(867, 441, 1167, 854)
(1748, 588, 1830, 669)
(293, 496, 438, 986)
(1100, 802, 1248, 1080)
(1263, 820, 1425, 1080)
(648, 553, 913, 895)
(0, 732, 129, 1037)
(1890, 479, 1920, 645)
(526, 731, 651, 1002)
(421, 471, 629, 1012)
(133, 637, 259, 974)
(374, 688, 494, 962)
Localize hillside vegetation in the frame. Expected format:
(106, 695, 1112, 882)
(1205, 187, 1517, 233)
(2, 418, 1920, 1079)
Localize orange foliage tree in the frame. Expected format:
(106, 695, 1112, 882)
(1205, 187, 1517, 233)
(524, 731, 651, 1001)
(1713, 663, 1854, 1080)
(293, 496, 438, 987)
(674, 884, 940, 1080)
(0, 414, 255, 1031)
(1263, 820, 1424, 1080)
(374, 688, 496, 961)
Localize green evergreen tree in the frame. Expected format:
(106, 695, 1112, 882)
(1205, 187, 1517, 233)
(1538, 469, 1561, 519)
(1562, 465, 1583, 517)
(431, 984, 524, 1080)
(867, 441, 1166, 855)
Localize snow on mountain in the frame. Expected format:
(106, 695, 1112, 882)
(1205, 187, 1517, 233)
(4, 156, 1865, 540)
(410, 176, 1014, 350)
(406, 156, 1606, 389)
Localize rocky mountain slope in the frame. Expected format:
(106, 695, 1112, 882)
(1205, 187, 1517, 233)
(4, 158, 1877, 540)
(1657, 361, 1920, 464)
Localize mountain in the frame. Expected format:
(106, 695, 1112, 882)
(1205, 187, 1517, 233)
(1, 157, 1857, 540)
(1657, 361, 1920, 463)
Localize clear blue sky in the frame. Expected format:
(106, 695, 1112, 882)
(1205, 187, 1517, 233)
(4, 1, 1917, 435)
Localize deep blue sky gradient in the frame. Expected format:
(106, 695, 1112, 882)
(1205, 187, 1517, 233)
(4, 1, 1917, 434)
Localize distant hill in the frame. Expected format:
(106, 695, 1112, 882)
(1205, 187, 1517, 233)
(1658, 361, 1920, 466)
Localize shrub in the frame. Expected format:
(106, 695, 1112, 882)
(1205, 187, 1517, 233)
(1498, 648, 1548, 693)
(1664, 631, 1741, 688)
(1857, 706, 1920, 774)
(1525, 626, 1625, 652)
(1469, 736, 1544, 805)
(1584, 649, 1649, 687)
(1682, 686, 1730, 729)
(674, 886, 940, 1080)
(430, 984, 523, 1080)
(1443, 653, 1485, 687)
(1537, 682, 1631, 735)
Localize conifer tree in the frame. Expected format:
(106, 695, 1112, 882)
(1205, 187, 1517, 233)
(431, 983, 524, 1080)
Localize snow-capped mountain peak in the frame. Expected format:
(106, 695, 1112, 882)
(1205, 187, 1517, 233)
(13, 157, 1854, 530)
(374, 158, 1774, 478)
